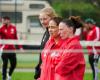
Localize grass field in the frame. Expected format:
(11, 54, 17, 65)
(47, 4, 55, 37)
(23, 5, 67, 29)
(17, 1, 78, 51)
(0, 53, 39, 68)
(0, 53, 100, 80)
(0, 72, 100, 80)
(0, 53, 90, 68)
(0, 53, 100, 68)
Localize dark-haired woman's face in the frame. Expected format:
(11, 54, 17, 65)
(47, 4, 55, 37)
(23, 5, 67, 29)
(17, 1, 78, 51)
(48, 20, 59, 38)
(59, 22, 72, 39)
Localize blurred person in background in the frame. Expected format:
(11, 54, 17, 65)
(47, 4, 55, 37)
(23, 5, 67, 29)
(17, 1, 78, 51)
(84, 18, 100, 80)
(55, 16, 85, 80)
(0, 16, 23, 80)
(34, 7, 57, 79)
(40, 17, 63, 80)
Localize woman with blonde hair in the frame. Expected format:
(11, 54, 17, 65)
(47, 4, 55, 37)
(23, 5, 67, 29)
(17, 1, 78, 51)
(34, 7, 57, 79)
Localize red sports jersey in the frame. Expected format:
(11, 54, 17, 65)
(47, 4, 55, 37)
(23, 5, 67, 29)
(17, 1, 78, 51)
(40, 37, 63, 80)
(86, 25, 100, 55)
(55, 36, 85, 80)
(0, 24, 22, 50)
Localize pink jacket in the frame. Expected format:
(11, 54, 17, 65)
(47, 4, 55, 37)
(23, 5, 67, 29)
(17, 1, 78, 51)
(40, 37, 63, 80)
(55, 36, 85, 80)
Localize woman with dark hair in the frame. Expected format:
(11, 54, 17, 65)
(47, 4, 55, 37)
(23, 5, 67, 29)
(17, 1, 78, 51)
(55, 16, 85, 80)
(40, 17, 63, 80)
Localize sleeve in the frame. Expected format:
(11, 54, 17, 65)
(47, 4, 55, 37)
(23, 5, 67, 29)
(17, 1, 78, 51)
(93, 27, 99, 41)
(40, 30, 49, 49)
(14, 27, 18, 39)
(0, 27, 3, 47)
(93, 27, 100, 54)
(55, 45, 82, 76)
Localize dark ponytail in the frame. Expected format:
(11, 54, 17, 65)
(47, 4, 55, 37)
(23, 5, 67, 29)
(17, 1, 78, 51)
(61, 16, 83, 33)
(69, 16, 83, 29)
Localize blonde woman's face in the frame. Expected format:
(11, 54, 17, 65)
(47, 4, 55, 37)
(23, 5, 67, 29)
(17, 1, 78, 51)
(48, 20, 59, 38)
(39, 13, 51, 28)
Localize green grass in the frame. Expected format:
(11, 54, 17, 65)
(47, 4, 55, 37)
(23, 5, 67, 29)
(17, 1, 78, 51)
(84, 73, 100, 80)
(0, 72, 100, 80)
(84, 73, 93, 80)
(0, 53, 39, 68)
(0, 53, 100, 80)
(0, 72, 34, 80)
(0, 53, 100, 69)
(0, 53, 89, 68)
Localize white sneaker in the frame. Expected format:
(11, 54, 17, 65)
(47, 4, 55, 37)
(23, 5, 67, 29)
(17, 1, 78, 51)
(7, 73, 11, 80)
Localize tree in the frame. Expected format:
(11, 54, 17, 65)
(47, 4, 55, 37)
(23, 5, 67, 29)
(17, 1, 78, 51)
(88, 0, 100, 7)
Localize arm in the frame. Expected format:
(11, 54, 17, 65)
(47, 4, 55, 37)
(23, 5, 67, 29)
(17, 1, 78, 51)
(93, 27, 99, 41)
(93, 27, 100, 56)
(0, 28, 5, 55)
(14, 27, 23, 49)
(55, 45, 83, 76)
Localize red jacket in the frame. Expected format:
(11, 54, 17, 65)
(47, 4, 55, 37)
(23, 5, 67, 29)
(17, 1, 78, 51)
(40, 37, 63, 80)
(0, 24, 22, 50)
(55, 36, 85, 80)
(86, 25, 100, 55)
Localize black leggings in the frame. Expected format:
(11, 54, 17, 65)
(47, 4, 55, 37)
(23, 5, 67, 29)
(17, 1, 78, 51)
(1, 53, 17, 80)
(89, 54, 99, 80)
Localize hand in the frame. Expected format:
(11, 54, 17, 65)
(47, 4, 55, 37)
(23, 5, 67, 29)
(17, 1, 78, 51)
(0, 49, 3, 56)
(94, 54, 99, 59)
(20, 48, 24, 53)
(0, 45, 4, 56)
(34, 66, 41, 79)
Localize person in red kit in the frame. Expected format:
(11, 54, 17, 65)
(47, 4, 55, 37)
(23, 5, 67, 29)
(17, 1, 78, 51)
(40, 17, 63, 80)
(55, 16, 85, 80)
(84, 18, 100, 80)
(34, 7, 57, 79)
(0, 16, 23, 80)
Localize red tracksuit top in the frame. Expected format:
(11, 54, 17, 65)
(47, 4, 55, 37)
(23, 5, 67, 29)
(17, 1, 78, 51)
(40, 37, 63, 80)
(86, 25, 100, 55)
(0, 24, 22, 50)
(55, 36, 85, 80)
